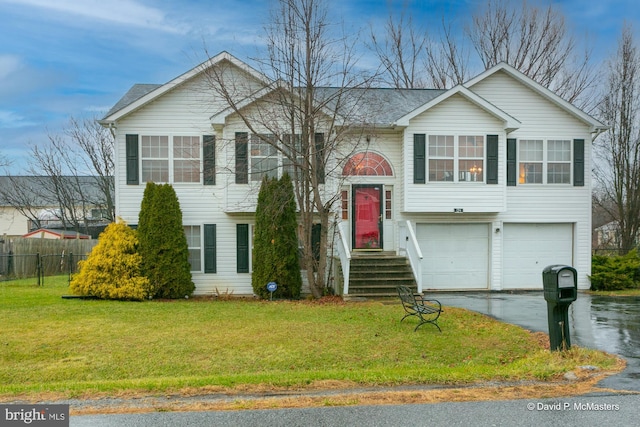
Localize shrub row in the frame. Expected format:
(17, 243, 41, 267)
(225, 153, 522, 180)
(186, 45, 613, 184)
(590, 249, 640, 291)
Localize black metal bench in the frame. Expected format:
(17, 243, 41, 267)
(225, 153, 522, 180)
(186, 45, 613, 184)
(396, 285, 442, 332)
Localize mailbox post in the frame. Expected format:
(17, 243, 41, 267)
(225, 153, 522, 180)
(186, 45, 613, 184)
(542, 265, 577, 351)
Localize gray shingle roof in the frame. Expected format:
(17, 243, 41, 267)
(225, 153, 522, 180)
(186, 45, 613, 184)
(0, 176, 111, 207)
(104, 83, 445, 125)
(103, 84, 162, 119)
(314, 87, 445, 125)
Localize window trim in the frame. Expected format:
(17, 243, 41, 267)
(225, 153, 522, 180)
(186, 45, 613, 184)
(239, 133, 325, 182)
(140, 134, 203, 184)
(517, 138, 573, 185)
(425, 134, 486, 183)
(184, 225, 202, 273)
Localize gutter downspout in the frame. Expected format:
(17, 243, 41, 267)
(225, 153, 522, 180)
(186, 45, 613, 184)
(107, 122, 116, 139)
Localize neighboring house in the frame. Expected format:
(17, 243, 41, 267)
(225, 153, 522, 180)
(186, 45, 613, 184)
(593, 221, 639, 250)
(100, 52, 607, 295)
(23, 229, 91, 240)
(0, 176, 112, 239)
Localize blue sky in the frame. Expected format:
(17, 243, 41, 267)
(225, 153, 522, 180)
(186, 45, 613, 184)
(0, 0, 638, 174)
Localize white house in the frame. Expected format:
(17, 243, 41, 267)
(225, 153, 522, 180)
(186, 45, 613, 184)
(100, 52, 607, 295)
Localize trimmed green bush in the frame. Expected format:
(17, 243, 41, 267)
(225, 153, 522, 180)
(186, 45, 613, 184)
(138, 182, 195, 299)
(70, 220, 151, 300)
(590, 249, 640, 291)
(252, 174, 302, 299)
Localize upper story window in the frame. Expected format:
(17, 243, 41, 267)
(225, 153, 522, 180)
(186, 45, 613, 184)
(519, 139, 571, 184)
(173, 136, 201, 183)
(428, 135, 484, 182)
(236, 132, 325, 184)
(250, 134, 278, 182)
(141, 135, 201, 184)
(141, 136, 169, 183)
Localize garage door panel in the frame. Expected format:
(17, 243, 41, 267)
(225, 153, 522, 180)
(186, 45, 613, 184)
(503, 223, 573, 289)
(418, 223, 489, 290)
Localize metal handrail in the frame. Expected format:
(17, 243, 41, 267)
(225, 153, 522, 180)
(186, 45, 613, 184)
(405, 220, 423, 292)
(336, 221, 351, 295)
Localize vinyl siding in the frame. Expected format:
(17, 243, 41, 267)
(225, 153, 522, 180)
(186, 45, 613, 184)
(403, 94, 507, 213)
(112, 71, 260, 295)
(469, 70, 593, 289)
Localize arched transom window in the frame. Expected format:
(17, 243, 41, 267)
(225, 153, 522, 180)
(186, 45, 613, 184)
(342, 152, 393, 176)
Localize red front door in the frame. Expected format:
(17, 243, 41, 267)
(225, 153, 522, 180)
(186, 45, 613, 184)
(353, 185, 383, 250)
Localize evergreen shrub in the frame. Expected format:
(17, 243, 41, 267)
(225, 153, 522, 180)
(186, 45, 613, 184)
(70, 220, 151, 300)
(590, 249, 640, 291)
(252, 174, 302, 299)
(138, 182, 195, 299)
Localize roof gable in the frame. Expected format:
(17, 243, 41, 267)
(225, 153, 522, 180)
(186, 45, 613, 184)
(394, 85, 521, 131)
(465, 62, 607, 132)
(100, 52, 272, 123)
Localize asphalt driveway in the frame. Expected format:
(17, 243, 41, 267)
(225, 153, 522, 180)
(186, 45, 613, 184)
(437, 291, 640, 391)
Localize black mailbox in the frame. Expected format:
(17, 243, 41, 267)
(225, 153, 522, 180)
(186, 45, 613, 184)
(542, 265, 577, 351)
(542, 265, 577, 304)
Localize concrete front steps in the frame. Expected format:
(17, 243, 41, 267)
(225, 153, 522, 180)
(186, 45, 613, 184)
(345, 252, 417, 299)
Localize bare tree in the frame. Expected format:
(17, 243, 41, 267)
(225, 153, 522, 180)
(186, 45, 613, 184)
(467, 0, 598, 109)
(0, 151, 9, 168)
(594, 24, 640, 254)
(0, 116, 114, 234)
(64, 116, 115, 222)
(368, 8, 428, 88)
(425, 19, 470, 89)
(205, 0, 376, 298)
(368, 8, 468, 89)
(370, 0, 597, 108)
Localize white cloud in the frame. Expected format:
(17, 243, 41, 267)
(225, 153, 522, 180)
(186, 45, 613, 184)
(1, 0, 188, 33)
(0, 110, 36, 129)
(0, 55, 22, 81)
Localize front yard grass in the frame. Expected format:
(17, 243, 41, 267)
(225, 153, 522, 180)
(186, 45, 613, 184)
(0, 276, 621, 399)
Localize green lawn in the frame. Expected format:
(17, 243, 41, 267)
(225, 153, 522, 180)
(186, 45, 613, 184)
(0, 277, 619, 398)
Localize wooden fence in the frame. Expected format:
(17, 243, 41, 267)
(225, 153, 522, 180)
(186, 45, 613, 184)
(0, 238, 97, 282)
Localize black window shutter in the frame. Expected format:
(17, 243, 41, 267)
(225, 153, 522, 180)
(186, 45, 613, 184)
(204, 224, 217, 273)
(573, 139, 585, 187)
(414, 134, 426, 184)
(311, 223, 322, 263)
(203, 135, 216, 185)
(315, 133, 325, 184)
(486, 135, 499, 184)
(507, 138, 517, 186)
(237, 224, 249, 273)
(125, 134, 139, 185)
(235, 132, 248, 184)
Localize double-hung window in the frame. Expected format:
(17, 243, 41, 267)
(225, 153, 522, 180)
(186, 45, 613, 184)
(250, 134, 278, 181)
(141, 135, 202, 183)
(458, 136, 484, 182)
(547, 140, 571, 184)
(141, 136, 169, 183)
(173, 136, 201, 183)
(184, 225, 201, 272)
(518, 139, 571, 184)
(427, 135, 484, 182)
(428, 135, 454, 181)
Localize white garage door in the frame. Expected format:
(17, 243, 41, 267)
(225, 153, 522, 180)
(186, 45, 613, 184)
(417, 223, 489, 290)
(503, 223, 573, 289)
